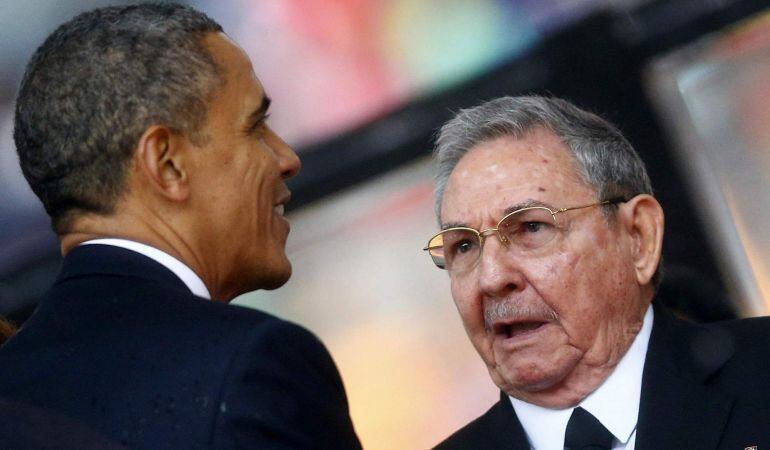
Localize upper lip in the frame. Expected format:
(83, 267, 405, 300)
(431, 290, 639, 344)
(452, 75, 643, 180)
(275, 191, 291, 207)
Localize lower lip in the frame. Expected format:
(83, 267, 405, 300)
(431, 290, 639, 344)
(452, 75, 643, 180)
(273, 209, 289, 226)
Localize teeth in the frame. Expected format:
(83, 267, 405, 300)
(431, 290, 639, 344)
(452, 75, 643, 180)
(274, 204, 284, 216)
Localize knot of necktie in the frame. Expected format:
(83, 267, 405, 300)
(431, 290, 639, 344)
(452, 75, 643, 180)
(564, 407, 615, 450)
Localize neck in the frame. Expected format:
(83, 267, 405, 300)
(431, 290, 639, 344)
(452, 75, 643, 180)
(61, 214, 184, 261)
(60, 209, 228, 301)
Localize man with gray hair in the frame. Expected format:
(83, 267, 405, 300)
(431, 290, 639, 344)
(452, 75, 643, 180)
(425, 96, 770, 449)
(0, 3, 360, 448)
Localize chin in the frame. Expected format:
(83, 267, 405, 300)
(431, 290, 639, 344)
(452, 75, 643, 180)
(260, 261, 292, 291)
(495, 364, 553, 393)
(494, 346, 581, 391)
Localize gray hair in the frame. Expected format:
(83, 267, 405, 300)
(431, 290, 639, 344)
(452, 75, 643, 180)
(14, 3, 223, 234)
(434, 95, 653, 220)
(433, 95, 661, 287)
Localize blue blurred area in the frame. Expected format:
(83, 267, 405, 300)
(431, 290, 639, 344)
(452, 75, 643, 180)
(0, 203, 59, 318)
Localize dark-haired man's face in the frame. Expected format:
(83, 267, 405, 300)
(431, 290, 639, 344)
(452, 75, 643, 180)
(186, 33, 300, 300)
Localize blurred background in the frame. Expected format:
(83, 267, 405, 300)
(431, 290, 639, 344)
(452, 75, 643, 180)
(1, 0, 769, 448)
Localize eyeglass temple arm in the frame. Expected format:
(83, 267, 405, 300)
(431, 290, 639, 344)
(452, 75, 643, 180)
(555, 196, 628, 213)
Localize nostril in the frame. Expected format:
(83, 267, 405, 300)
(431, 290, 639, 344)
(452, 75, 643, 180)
(281, 155, 301, 180)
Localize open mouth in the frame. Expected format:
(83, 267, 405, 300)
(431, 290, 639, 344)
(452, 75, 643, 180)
(492, 321, 547, 339)
(273, 191, 291, 217)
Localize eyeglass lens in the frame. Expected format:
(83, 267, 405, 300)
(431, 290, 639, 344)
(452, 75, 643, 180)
(428, 207, 558, 271)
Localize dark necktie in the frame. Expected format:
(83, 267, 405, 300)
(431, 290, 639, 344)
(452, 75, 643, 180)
(564, 407, 615, 450)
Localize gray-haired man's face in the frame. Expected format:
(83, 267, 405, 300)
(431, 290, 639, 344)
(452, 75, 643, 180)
(440, 128, 647, 408)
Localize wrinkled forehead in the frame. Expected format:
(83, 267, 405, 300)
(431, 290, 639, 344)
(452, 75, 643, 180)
(440, 131, 594, 223)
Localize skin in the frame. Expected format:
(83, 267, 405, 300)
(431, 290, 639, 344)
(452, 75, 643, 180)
(60, 32, 301, 301)
(440, 127, 664, 408)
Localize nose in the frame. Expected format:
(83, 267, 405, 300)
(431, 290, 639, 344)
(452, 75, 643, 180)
(477, 236, 526, 297)
(267, 128, 301, 180)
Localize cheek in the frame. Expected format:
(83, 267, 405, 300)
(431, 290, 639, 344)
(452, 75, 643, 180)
(450, 276, 498, 368)
(579, 232, 633, 304)
(450, 277, 485, 334)
(536, 233, 631, 341)
(245, 156, 279, 211)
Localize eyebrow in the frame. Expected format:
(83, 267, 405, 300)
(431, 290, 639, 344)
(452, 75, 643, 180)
(440, 198, 556, 230)
(502, 199, 555, 216)
(245, 94, 271, 133)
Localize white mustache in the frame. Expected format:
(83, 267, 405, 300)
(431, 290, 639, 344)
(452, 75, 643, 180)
(483, 301, 558, 331)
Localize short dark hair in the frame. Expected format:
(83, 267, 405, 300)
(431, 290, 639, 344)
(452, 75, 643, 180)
(14, 3, 223, 233)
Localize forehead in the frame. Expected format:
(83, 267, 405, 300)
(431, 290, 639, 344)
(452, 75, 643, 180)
(202, 32, 264, 118)
(441, 127, 595, 222)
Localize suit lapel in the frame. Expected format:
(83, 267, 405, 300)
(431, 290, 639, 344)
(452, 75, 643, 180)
(635, 304, 735, 450)
(487, 391, 531, 450)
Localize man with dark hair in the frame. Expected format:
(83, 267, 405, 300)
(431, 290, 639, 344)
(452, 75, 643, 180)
(0, 3, 361, 449)
(424, 96, 770, 449)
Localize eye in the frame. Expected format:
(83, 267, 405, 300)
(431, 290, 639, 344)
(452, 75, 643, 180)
(522, 221, 549, 233)
(505, 210, 558, 250)
(501, 208, 556, 236)
(441, 230, 479, 260)
(249, 113, 271, 137)
(454, 239, 476, 254)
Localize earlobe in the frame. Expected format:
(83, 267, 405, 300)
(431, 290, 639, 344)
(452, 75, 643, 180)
(622, 195, 664, 286)
(134, 125, 189, 202)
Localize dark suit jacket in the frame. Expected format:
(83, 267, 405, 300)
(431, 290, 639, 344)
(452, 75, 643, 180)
(0, 245, 361, 449)
(434, 303, 770, 449)
(0, 397, 126, 449)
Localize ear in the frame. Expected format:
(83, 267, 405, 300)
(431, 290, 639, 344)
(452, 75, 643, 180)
(618, 194, 664, 286)
(133, 125, 190, 203)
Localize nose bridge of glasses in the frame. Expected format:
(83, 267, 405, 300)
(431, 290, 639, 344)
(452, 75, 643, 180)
(479, 227, 509, 246)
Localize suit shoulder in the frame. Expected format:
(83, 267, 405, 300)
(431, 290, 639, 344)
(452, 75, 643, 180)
(720, 315, 770, 335)
(187, 300, 339, 378)
(213, 307, 360, 448)
(433, 402, 506, 450)
(714, 315, 770, 363)
(186, 298, 317, 339)
(218, 302, 326, 351)
(228, 305, 337, 382)
(143, 295, 333, 373)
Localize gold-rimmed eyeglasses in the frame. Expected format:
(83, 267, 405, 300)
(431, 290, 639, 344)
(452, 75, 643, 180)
(423, 197, 627, 271)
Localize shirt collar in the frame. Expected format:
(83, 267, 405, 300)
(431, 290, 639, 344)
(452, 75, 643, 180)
(79, 238, 211, 300)
(509, 305, 653, 449)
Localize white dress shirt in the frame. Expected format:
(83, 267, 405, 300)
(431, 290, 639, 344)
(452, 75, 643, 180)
(80, 238, 211, 300)
(510, 305, 653, 450)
